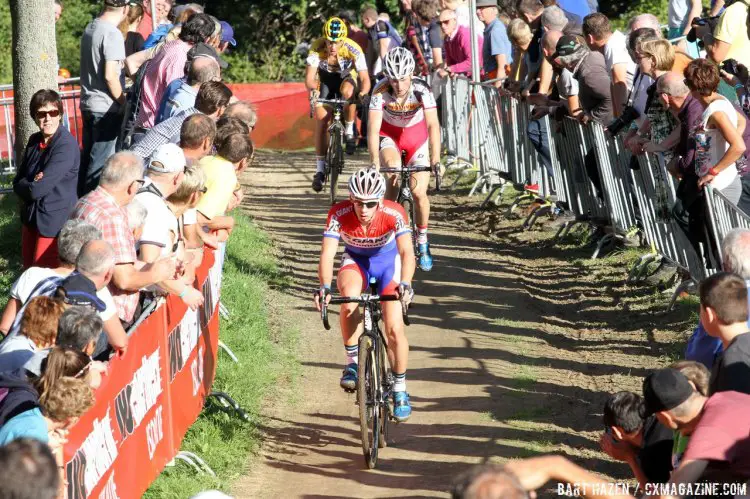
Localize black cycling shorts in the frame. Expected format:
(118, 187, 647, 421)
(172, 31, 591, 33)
(318, 69, 357, 100)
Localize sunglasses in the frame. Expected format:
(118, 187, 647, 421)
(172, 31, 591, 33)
(132, 179, 146, 188)
(439, 19, 453, 25)
(74, 358, 93, 379)
(200, 186, 208, 194)
(353, 200, 379, 209)
(36, 109, 60, 120)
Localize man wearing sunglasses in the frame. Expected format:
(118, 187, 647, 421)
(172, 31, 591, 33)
(314, 168, 416, 422)
(368, 47, 442, 272)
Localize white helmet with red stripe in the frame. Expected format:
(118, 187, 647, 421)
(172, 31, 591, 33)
(348, 167, 386, 201)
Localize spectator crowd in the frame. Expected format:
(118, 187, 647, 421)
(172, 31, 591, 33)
(0, 1, 256, 497)
(7, 0, 750, 497)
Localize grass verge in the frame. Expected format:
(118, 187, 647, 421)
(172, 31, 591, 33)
(145, 211, 296, 498)
(0, 196, 296, 497)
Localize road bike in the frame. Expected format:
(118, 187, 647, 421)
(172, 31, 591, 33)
(311, 97, 349, 205)
(380, 150, 442, 260)
(321, 278, 410, 469)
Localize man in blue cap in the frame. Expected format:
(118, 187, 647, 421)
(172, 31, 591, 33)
(218, 20, 236, 54)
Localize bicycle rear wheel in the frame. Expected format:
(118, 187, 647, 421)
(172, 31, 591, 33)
(329, 126, 343, 205)
(357, 334, 379, 469)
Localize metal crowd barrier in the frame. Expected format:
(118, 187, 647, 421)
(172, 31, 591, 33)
(705, 184, 750, 269)
(441, 76, 472, 177)
(438, 85, 750, 306)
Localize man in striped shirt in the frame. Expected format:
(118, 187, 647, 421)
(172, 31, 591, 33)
(134, 13, 215, 134)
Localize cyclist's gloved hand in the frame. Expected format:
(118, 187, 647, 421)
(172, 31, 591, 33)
(397, 282, 414, 310)
(309, 89, 320, 101)
(314, 285, 331, 311)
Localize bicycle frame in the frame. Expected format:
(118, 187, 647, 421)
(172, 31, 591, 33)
(315, 98, 349, 204)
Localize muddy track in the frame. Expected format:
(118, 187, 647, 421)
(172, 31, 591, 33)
(232, 150, 692, 499)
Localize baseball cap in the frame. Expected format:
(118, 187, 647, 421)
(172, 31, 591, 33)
(57, 273, 106, 312)
(219, 21, 236, 47)
(148, 143, 186, 174)
(104, 0, 128, 6)
(554, 35, 584, 59)
(642, 369, 695, 417)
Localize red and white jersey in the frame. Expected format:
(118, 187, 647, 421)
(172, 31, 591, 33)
(369, 77, 437, 128)
(323, 200, 411, 257)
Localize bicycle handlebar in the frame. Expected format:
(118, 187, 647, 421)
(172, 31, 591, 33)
(321, 294, 410, 330)
(316, 98, 350, 107)
(380, 166, 434, 174)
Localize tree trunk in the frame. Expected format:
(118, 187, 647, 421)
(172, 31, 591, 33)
(9, 0, 58, 161)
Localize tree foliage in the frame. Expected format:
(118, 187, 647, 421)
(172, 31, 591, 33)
(0, 0, 653, 85)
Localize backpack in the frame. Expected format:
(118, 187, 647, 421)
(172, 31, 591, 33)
(0, 374, 40, 427)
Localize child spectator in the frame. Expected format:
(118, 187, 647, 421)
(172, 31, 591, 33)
(0, 297, 65, 374)
(643, 368, 750, 485)
(669, 360, 710, 470)
(698, 272, 750, 395)
(0, 376, 94, 447)
(600, 391, 674, 489)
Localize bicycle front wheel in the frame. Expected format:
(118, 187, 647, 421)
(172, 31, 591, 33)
(329, 126, 343, 205)
(357, 334, 379, 469)
(378, 338, 389, 449)
(400, 197, 418, 253)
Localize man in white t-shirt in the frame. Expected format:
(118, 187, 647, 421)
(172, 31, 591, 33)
(135, 143, 186, 261)
(0, 220, 126, 356)
(582, 13, 636, 117)
(135, 143, 204, 309)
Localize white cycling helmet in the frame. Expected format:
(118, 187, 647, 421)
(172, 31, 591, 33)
(349, 168, 386, 201)
(383, 47, 415, 80)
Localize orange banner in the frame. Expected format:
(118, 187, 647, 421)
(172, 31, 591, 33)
(64, 248, 222, 499)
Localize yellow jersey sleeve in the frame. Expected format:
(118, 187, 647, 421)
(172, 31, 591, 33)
(339, 38, 367, 73)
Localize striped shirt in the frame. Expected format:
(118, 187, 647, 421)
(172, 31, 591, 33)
(135, 39, 191, 129)
(131, 107, 198, 161)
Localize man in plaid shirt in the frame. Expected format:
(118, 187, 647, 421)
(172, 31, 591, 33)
(70, 152, 177, 327)
(134, 13, 215, 133)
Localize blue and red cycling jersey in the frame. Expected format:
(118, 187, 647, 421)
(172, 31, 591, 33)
(324, 200, 411, 257)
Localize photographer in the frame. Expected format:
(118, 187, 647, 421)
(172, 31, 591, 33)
(694, 0, 750, 67)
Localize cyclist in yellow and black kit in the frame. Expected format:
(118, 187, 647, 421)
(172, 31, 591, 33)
(305, 17, 371, 193)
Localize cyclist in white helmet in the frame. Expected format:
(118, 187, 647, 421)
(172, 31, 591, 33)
(368, 47, 442, 272)
(314, 167, 416, 422)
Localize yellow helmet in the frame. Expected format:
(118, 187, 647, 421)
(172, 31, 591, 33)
(323, 17, 348, 42)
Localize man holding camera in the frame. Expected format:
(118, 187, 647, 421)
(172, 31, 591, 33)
(695, 0, 750, 67)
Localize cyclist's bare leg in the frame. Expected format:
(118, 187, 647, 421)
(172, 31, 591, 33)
(381, 300, 408, 373)
(411, 170, 431, 227)
(337, 268, 364, 347)
(314, 106, 332, 160)
(340, 81, 356, 125)
(380, 147, 401, 201)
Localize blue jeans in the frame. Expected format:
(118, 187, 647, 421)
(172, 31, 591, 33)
(79, 110, 123, 196)
(527, 117, 554, 180)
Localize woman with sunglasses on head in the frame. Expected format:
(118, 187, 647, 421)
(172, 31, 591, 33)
(13, 89, 81, 269)
(314, 168, 416, 422)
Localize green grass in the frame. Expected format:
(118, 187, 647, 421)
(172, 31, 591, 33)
(0, 195, 23, 308)
(145, 211, 297, 498)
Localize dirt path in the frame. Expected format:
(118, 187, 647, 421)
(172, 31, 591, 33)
(233, 151, 693, 499)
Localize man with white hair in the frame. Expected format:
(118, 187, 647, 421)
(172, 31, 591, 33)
(541, 5, 581, 35)
(70, 152, 177, 327)
(437, 9, 482, 78)
(628, 13, 661, 33)
(686, 228, 750, 368)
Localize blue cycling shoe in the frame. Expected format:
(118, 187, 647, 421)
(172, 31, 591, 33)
(417, 242, 433, 272)
(340, 363, 358, 392)
(392, 392, 412, 422)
